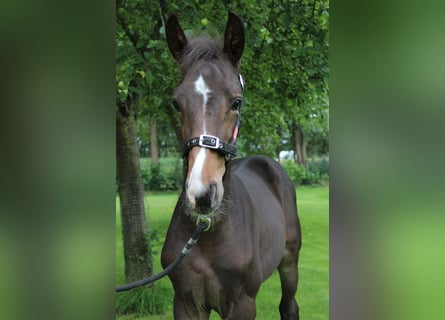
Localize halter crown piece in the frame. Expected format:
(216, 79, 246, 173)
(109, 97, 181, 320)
(182, 74, 244, 159)
(239, 74, 245, 91)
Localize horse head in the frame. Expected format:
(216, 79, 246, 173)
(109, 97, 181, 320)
(166, 12, 244, 220)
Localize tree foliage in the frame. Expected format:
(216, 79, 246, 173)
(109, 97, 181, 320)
(116, 0, 329, 160)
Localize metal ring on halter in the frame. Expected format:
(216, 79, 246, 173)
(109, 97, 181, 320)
(196, 215, 212, 231)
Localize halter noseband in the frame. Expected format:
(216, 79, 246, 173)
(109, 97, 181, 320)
(183, 133, 238, 158)
(182, 75, 244, 159)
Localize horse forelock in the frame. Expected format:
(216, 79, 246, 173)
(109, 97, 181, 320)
(180, 37, 224, 70)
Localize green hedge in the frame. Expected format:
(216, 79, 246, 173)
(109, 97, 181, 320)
(140, 157, 183, 192)
(280, 156, 329, 186)
(138, 156, 328, 191)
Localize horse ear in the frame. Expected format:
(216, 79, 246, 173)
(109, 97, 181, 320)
(166, 14, 187, 62)
(223, 11, 245, 67)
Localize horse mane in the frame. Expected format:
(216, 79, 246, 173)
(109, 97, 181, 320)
(180, 36, 224, 70)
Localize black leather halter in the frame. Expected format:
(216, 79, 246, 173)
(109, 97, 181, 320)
(182, 75, 244, 159)
(183, 134, 238, 158)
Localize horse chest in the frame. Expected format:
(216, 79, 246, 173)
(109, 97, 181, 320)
(174, 243, 255, 307)
(198, 244, 251, 280)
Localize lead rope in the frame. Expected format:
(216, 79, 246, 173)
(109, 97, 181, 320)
(116, 220, 210, 292)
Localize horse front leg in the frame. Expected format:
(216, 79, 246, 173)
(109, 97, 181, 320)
(226, 294, 256, 320)
(173, 293, 210, 320)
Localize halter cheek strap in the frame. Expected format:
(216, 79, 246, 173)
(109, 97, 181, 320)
(229, 113, 241, 145)
(230, 75, 243, 145)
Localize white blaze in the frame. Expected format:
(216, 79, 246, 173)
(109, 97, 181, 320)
(188, 74, 212, 206)
(194, 74, 211, 133)
(187, 147, 207, 205)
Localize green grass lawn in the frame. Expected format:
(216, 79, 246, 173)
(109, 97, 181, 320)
(116, 185, 329, 319)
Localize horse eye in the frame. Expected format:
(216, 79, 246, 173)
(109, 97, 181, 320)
(231, 98, 243, 111)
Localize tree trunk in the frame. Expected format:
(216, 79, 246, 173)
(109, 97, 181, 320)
(150, 116, 159, 164)
(116, 100, 152, 281)
(294, 126, 307, 168)
(301, 130, 307, 168)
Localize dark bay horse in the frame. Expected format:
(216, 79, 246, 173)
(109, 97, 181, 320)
(161, 12, 302, 319)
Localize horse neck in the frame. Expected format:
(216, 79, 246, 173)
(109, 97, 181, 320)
(222, 159, 232, 203)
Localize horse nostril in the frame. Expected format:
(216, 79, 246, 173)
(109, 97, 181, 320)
(195, 183, 217, 214)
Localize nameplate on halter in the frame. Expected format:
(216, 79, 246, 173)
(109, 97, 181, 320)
(199, 135, 220, 149)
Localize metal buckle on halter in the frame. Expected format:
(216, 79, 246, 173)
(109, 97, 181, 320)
(199, 135, 220, 150)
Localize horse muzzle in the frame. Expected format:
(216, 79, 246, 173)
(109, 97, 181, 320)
(189, 182, 219, 214)
(186, 179, 224, 216)
(185, 147, 226, 215)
